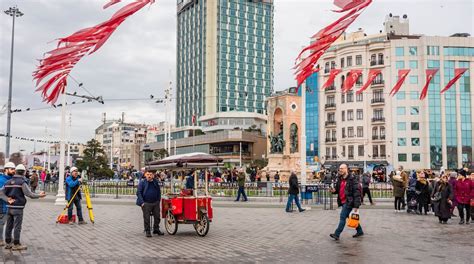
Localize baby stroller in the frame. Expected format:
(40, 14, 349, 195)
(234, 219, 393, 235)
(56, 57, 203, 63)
(406, 191, 418, 214)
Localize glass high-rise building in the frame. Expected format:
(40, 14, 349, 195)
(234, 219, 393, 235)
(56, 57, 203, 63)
(176, 0, 274, 127)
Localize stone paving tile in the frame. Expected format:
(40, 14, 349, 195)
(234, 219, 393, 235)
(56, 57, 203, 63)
(0, 201, 472, 263)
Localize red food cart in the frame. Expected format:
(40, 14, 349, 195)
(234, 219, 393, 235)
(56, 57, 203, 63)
(147, 153, 223, 237)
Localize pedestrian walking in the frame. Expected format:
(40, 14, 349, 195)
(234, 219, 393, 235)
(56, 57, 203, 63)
(392, 172, 405, 212)
(235, 168, 248, 202)
(0, 164, 46, 250)
(432, 174, 453, 224)
(136, 170, 164, 237)
(0, 162, 15, 247)
(286, 171, 305, 213)
(361, 173, 374, 205)
(448, 172, 458, 217)
(415, 171, 430, 215)
(65, 167, 86, 225)
(454, 170, 472, 224)
(329, 164, 363, 241)
(30, 171, 39, 193)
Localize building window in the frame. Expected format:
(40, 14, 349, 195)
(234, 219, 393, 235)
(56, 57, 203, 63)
(409, 60, 418, 69)
(372, 127, 378, 137)
(332, 130, 336, 139)
(371, 54, 376, 64)
(378, 53, 384, 64)
(357, 126, 363, 137)
(411, 138, 420, 146)
(397, 122, 406, 131)
(396, 47, 404, 56)
(341, 93, 345, 103)
(380, 145, 386, 157)
(331, 61, 336, 69)
(427, 46, 440, 56)
(373, 145, 379, 157)
(374, 109, 384, 119)
(340, 58, 345, 68)
(342, 127, 346, 138)
(398, 138, 407, 146)
(373, 90, 383, 100)
(398, 153, 407, 162)
(347, 91, 354, 102)
(410, 75, 418, 84)
(356, 55, 362, 65)
(411, 122, 419, 130)
(342, 146, 346, 157)
(347, 110, 354, 121)
(347, 56, 353, 66)
(410, 106, 419, 115)
(412, 153, 421, 162)
(410, 91, 419, 100)
(396, 61, 405, 69)
(341, 110, 345, 121)
(380, 126, 385, 138)
(326, 147, 330, 158)
(356, 74, 363, 85)
(358, 145, 364, 156)
(326, 130, 330, 140)
(396, 91, 406, 100)
(397, 107, 406, 115)
(356, 93, 363, 102)
(348, 145, 354, 159)
(409, 46, 417, 56)
(325, 62, 330, 73)
(348, 127, 354, 137)
(356, 109, 363, 120)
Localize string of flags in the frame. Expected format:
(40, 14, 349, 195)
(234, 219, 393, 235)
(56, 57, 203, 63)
(0, 133, 83, 145)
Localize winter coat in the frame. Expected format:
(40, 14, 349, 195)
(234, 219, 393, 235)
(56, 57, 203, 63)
(392, 178, 405, 198)
(65, 175, 82, 201)
(333, 174, 361, 208)
(401, 171, 409, 188)
(362, 174, 371, 188)
(415, 180, 430, 204)
(136, 178, 161, 206)
(432, 181, 453, 219)
(237, 172, 246, 187)
(0, 174, 13, 214)
(454, 179, 473, 205)
(30, 173, 39, 187)
(288, 173, 299, 195)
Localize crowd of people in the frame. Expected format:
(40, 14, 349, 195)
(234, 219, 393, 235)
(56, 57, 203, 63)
(390, 166, 473, 225)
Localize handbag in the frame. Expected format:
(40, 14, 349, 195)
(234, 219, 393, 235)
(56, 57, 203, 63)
(347, 211, 360, 229)
(432, 192, 442, 202)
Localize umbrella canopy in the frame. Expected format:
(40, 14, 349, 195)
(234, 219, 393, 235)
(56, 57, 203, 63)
(147, 152, 223, 170)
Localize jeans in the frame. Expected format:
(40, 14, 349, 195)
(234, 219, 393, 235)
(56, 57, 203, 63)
(334, 204, 363, 237)
(68, 198, 84, 222)
(142, 201, 161, 232)
(0, 213, 5, 240)
(457, 203, 471, 221)
(236, 186, 248, 201)
(5, 209, 23, 245)
(362, 187, 373, 204)
(286, 194, 302, 211)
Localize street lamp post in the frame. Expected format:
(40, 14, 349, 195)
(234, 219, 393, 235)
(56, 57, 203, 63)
(4, 6, 24, 160)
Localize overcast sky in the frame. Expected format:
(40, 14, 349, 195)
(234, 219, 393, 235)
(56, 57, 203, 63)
(0, 0, 472, 154)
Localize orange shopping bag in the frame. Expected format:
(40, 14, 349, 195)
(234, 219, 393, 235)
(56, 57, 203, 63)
(347, 211, 359, 229)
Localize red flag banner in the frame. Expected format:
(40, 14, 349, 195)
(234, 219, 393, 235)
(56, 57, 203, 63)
(322, 69, 342, 90)
(356, 69, 381, 95)
(33, 0, 155, 104)
(440, 68, 468, 94)
(343, 69, 362, 93)
(294, 0, 372, 89)
(389, 69, 411, 96)
(420, 69, 439, 100)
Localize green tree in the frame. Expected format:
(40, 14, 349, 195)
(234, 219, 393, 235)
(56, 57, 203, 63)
(76, 139, 113, 178)
(153, 148, 169, 159)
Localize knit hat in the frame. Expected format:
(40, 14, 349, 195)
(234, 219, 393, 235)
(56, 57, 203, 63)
(450, 171, 458, 178)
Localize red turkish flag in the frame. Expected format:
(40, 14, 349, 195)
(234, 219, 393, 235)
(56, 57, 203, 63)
(440, 68, 468, 94)
(420, 69, 439, 100)
(322, 69, 342, 90)
(389, 69, 411, 96)
(356, 69, 381, 95)
(343, 69, 362, 93)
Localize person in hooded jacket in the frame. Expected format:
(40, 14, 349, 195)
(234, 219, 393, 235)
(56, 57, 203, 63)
(432, 174, 453, 224)
(285, 171, 305, 213)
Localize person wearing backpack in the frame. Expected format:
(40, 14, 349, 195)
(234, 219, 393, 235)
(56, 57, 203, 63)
(136, 170, 164, 237)
(0, 162, 16, 247)
(361, 173, 373, 205)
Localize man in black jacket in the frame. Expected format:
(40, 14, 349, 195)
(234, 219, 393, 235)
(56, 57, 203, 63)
(136, 171, 164, 237)
(285, 171, 305, 213)
(329, 164, 363, 240)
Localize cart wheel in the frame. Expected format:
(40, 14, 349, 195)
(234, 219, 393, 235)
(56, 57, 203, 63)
(194, 213, 210, 237)
(165, 210, 178, 235)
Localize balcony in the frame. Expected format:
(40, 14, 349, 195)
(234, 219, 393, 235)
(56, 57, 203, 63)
(371, 80, 385, 87)
(324, 69, 330, 74)
(380, 135, 386, 140)
(372, 135, 379, 140)
(325, 121, 336, 127)
(327, 155, 337, 160)
(325, 103, 336, 109)
(380, 154, 387, 159)
(325, 85, 336, 93)
(348, 155, 354, 160)
(325, 137, 337, 144)
(370, 60, 384, 67)
(371, 117, 385, 123)
(372, 135, 386, 141)
(371, 98, 385, 105)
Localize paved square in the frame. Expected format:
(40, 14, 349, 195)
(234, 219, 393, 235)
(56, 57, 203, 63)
(1, 200, 472, 263)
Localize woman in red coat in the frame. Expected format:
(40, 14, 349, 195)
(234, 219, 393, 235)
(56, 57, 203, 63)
(454, 171, 472, 224)
(470, 173, 474, 222)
